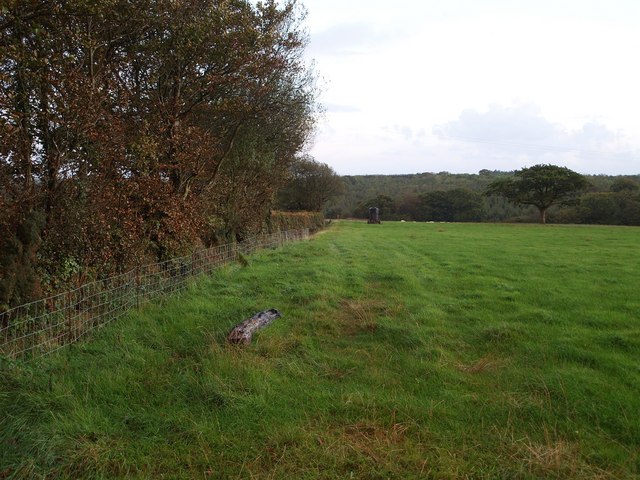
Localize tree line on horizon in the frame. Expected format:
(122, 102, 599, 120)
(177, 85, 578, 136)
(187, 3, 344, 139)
(0, 0, 324, 309)
(330, 168, 640, 225)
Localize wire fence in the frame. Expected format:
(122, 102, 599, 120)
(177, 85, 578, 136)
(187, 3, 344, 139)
(0, 229, 310, 361)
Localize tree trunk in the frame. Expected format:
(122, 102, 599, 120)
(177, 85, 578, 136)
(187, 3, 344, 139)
(227, 309, 281, 344)
(15, 61, 34, 195)
(539, 207, 547, 224)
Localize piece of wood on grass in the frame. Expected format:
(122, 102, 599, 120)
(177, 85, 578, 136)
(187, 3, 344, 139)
(227, 308, 282, 344)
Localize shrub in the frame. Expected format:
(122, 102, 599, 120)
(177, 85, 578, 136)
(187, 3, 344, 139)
(269, 211, 325, 233)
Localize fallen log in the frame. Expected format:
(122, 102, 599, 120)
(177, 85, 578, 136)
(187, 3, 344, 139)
(227, 308, 282, 344)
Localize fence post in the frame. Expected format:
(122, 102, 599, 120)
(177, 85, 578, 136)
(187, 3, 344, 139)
(135, 267, 141, 310)
(65, 291, 72, 345)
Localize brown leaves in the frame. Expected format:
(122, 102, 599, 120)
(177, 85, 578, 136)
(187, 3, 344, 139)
(0, 0, 318, 303)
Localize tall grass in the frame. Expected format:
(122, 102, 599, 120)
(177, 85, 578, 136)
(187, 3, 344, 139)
(1, 221, 639, 479)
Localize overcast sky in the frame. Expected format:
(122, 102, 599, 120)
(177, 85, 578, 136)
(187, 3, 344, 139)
(302, 0, 640, 176)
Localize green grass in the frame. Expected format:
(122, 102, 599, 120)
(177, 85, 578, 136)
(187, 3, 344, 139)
(2, 221, 639, 479)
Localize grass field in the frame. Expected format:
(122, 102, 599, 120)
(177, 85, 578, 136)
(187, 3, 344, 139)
(2, 221, 639, 479)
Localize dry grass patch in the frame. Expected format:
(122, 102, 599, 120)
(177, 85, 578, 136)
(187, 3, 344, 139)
(321, 420, 412, 466)
(318, 366, 356, 381)
(457, 353, 504, 374)
(343, 421, 409, 445)
(492, 426, 618, 479)
(338, 300, 381, 335)
(516, 436, 616, 479)
(521, 437, 581, 475)
(336, 297, 407, 336)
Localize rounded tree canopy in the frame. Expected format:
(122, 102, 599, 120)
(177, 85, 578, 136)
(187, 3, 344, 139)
(486, 164, 590, 224)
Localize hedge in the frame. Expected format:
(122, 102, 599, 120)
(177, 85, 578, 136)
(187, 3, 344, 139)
(269, 211, 325, 233)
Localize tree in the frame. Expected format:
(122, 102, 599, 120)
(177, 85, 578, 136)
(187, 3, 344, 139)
(277, 156, 344, 212)
(574, 190, 640, 226)
(353, 195, 396, 219)
(576, 193, 618, 224)
(396, 192, 421, 220)
(416, 189, 484, 222)
(486, 164, 589, 224)
(0, 0, 319, 305)
(610, 178, 639, 193)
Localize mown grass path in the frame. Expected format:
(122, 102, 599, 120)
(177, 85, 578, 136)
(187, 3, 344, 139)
(2, 221, 639, 479)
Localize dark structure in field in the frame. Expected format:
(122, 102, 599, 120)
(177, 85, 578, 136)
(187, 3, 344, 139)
(368, 207, 381, 224)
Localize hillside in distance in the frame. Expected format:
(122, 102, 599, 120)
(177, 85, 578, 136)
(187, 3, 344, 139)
(330, 170, 640, 223)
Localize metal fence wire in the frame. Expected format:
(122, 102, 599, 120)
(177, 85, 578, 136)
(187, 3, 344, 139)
(0, 229, 310, 360)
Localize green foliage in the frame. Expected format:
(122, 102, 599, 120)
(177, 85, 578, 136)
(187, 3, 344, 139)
(338, 171, 640, 224)
(614, 192, 640, 225)
(1, 222, 639, 478)
(486, 164, 590, 223)
(610, 177, 639, 193)
(576, 193, 619, 224)
(277, 156, 344, 212)
(269, 211, 325, 233)
(575, 191, 640, 226)
(338, 171, 539, 221)
(353, 194, 396, 219)
(416, 188, 485, 222)
(0, 211, 45, 307)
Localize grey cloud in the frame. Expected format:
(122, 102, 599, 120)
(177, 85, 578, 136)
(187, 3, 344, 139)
(571, 122, 616, 146)
(325, 103, 362, 113)
(433, 104, 563, 146)
(430, 104, 640, 173)
(433, 104, 627, 156)
(382, 124, 412, 141)
(382, 125, 427, 142)
(312, 104, 638, 176)
(309, 22, 401, 56)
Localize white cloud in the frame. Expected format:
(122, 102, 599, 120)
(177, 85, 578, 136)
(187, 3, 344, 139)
(311, 103, 639, 175)
(434, 104, 560, 144)
(431, 104, 640, 174)
(304, 0, 640, 175)
(323, 103, 362, 114)
(309, 23, 403, 57)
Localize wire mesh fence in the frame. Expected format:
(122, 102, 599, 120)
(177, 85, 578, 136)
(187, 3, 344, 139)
(0, 229, 309, 361)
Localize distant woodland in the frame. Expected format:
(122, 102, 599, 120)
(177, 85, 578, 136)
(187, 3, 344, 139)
(330, 170, 640, 225)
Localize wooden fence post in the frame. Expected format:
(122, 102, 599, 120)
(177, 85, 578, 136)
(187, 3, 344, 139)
(135, 268, 141, 310)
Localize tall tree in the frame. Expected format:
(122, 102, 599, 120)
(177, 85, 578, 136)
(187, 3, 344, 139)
(353, 195, 396, 219)
(0, 0, 319, 305)
(610, 178, 639, 193)
(277, 156, 344, 212)
(486, 164, 589, 224)
(416, 189, 484, 222)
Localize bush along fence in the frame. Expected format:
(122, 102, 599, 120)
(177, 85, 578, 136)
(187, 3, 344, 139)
(0, 229, 310, 361)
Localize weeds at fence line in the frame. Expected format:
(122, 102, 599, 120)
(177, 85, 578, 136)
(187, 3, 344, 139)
(0, 229, 310, 361)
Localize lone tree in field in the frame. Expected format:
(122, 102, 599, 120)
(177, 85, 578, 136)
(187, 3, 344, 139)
(486, 164, 589, 224)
